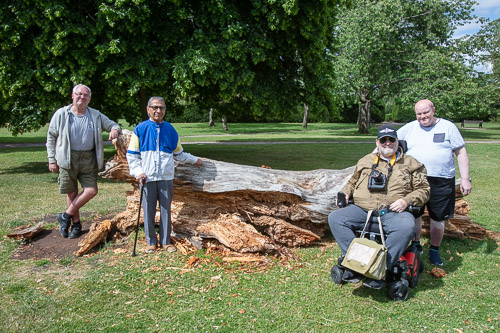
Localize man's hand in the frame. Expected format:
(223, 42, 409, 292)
(137, 173, 147, 185)
(389, 198, 408, 213)
(108, 129, 119, 141)
(460, 178, 471, 196)
(195, 158, 203, 169)
(48, 162, 59, 173)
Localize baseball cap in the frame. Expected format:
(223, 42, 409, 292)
(377, 125, 398, 139)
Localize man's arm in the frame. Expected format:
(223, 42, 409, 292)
(98, 112, 121, 140)
(173, 139, 202, 167)
(46, 112, 60, 173)
(455, 147, 471, 195)
(341, 163, 363, 202)
(126, 131, 144, 178)
(401, 164, 430, 208)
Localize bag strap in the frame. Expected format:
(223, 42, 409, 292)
(359, 210, 386, 248)
(377, 216, 386, 248)
(359, 210, 373, 237)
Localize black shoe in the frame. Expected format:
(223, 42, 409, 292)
(341, 269, 362, 283)
(363, 278, 386, 290)
(68, 222, 82, 239)
(429, 249, 444, 266)
(57, 213, 71, 238)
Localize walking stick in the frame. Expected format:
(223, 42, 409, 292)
(131, 179, 146, 257)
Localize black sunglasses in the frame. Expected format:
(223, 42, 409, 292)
(379, 137, 396, 144)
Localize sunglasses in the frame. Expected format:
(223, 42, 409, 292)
(379, 137, 396, 144)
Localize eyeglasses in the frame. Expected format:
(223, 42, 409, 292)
(148, 105, 165, 111)
(75, 92, 91, 98)
(379, 137, 396, 144)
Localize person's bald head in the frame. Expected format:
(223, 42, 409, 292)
(414, 99, 437, 127)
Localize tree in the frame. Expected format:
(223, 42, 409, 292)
(0, 0, 187, 134)
(332, 0, 479, 133)
(466, 18, 500, 116)
(0, 0, 340, 135)
(171, 1, 339, 129)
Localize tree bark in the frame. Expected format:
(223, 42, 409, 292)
(7, 222, 44, 241)
(302, 103, 309, 129)
(138, 88, 150, 121)
(357, 88, 371, 134)
(221, 114, 228, 131)
(209, 108, 215, 127)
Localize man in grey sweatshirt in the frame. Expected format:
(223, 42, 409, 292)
(46, 84, 120, 239)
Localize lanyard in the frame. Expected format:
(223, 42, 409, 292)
(372, 154, 396, 174)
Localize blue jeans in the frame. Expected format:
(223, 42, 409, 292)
(328, 205, 415, 269)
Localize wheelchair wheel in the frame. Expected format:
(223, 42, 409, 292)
(387, 281, 410, 301)
(330, 265, 345, 285)
(409, 268, 419, 288)
(418, 255, 424, 273)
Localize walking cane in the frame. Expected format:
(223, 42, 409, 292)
(131, 179, 146, 257)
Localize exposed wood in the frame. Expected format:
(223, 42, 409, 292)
(7, 222, 44, 241)
(70, 130, 490, 256)
(420, 190, 487, 241)
(74, 219, 113, 256)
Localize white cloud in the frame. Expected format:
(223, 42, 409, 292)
(453, 22, 483, 39)
(473, 0, 500, 19)
(453, 0, 500, 38)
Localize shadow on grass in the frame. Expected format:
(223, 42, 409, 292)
(1, 161, 48, 175)
(319, 232, 497, 302)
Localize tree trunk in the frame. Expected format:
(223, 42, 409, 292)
(73, 131, 489, 256)
(302, 103, 309, 129)
(138, 88, 150, 121)
(221, 114, 228, 131)
(209, 108, 215, 127)
(357, 89, 371, 134)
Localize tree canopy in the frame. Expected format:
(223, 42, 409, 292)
(0, 0, 339, 134)
(1, 0, 496, 135)
(332, 0, 495, 133)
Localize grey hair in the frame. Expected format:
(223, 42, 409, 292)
(147, 96, 165, 107)
(72, 84, 91, 97)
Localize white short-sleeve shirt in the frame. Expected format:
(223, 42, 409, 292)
(397, 119, 465, 178)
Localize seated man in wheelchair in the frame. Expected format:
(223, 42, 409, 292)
(328, 126, 430, 290)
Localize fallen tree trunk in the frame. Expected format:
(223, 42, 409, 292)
(74, 130, 488, 256)
(75, 130, 353, 256)
(420, 198, 486, 241)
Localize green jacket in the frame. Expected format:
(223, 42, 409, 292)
(342, 148, 430, 211)
(46, 105, 121, 170)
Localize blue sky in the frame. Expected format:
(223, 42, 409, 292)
(453, 0, 500, 38)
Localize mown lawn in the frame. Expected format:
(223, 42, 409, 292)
(0, 123, 498, 332)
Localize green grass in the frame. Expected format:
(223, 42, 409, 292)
(2, 121, 499, 144)
(0, 123, 499, 332)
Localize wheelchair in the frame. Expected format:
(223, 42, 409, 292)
(330, 195, 424, 301)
